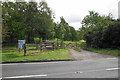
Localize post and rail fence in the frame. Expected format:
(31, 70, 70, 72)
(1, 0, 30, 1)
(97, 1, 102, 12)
(22, 42, 65, 56)
(18, 40, 77, 56)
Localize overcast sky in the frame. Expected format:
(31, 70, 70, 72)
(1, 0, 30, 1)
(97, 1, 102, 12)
(43, 0, 120, 30)
(3, 0, 120, 30)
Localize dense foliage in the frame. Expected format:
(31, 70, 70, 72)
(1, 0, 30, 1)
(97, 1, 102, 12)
(54, 17, 78, 41)
(2, 1, 78, 43)
(2, 1, 120, 49)
(79, 11, 120, 49)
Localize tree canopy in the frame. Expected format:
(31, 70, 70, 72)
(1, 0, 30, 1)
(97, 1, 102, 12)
(54, 17, 78, 41)
(79, 11, 120, 49)
(2, 1, 119, 49)
(2, 1, 78, 43)
(2, 1, 55, 43)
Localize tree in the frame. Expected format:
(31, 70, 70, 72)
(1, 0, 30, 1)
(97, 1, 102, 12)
(70, 26, 78, 41)
(80, 11, 117, 48)
(2, 2, 27, 43)
(82, 11, 101, 28)
(24, 1, 38, 42)
(54, 17, 78, 41)
(59, 17, 71, 41)
(35, 0, 54, 40)
(102, 22, 120, 49)
(2, 1, 55, 43)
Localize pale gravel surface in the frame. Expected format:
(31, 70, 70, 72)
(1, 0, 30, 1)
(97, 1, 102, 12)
(69, 46, 115, 60)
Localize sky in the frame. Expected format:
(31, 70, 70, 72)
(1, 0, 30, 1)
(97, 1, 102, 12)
(44, 0, 120, 30)
(2, 0, 120, 30)
(119, 1, 120, 18)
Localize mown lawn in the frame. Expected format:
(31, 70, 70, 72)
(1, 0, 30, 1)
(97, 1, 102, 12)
(2, 46, 73, 62)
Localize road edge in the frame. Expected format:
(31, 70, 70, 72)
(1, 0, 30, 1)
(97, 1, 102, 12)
(1, 59, 76, 64)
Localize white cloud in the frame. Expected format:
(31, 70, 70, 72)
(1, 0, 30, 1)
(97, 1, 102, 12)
(44, 0, 120, 30)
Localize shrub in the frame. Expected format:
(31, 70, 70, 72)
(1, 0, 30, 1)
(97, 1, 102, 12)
(84, 22, 120, 49)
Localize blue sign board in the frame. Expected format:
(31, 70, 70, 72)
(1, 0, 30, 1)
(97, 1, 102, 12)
(18, 40, 26, 49)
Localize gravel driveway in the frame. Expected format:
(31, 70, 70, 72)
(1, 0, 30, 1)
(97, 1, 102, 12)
(69, 47, 115, 60)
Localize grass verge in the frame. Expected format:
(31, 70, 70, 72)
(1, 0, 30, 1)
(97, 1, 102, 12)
(77, 40, 120, 56)
(2, 46, 73, 62)
(71, 46, 81, 52)
(82, 47, 120, 56)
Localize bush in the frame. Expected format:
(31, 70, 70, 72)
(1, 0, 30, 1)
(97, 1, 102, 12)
(84, 22, 120, 49)
(103, 22, 120, 49)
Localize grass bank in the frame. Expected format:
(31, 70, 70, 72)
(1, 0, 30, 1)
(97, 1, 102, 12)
(82, 47, 120, 56)
(72, 46, 81, 52)
(69, 44, 81, 52)
(2, 46, 73, 62)
(77, 40, 120, 56)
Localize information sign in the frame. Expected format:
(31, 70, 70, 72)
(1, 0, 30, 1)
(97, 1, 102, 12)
(18, 40, 26, 49)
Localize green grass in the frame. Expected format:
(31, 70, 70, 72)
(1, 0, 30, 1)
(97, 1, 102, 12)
(68, 43, 81, 52)
(83, 47, 120, 56)
(2, 46, 73, 62)
(64, 41, 74, 43)
(76, 40, 120, 56)
(27, 46, 36, 49)
(72, 46, 81, 52)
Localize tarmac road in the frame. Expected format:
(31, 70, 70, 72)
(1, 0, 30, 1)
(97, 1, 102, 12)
(1, 48, 119, 79)
(2, 57, 119, 79)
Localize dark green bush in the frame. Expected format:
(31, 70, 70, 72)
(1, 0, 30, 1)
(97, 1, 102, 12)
(84, 22, 120, 49)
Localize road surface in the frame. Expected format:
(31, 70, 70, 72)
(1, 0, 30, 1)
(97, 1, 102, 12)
(1, 48, 119, 79)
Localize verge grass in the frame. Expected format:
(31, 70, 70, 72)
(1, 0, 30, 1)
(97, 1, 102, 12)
(72, 47, 81, 52)
(69, 44, 81, 52)
(2, 46, 73, 62)
(78, 40, 120, 56)
(83, 47, 120, 56)
(27, 46, 36, 49)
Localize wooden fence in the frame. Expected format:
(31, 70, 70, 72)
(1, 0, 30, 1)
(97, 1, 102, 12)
(23, 42, 66, 56)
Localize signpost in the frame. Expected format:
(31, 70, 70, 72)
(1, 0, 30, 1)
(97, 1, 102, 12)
(18, 40, 26, 55)
(18, 40, 26, 49)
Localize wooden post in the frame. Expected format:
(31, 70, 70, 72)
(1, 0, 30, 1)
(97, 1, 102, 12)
(23, 44, 27, 56)
(53, 42, 55, 50)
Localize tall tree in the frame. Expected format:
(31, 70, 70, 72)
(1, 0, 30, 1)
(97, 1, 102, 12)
(80, 11, 118, 48)
(35, 0, 54, 40)
(2, 2, 27, 43)
(24, 1, 38, 42)
(55, 17, 78, 41)
(59, 17, 71, 41)
(70, 26, 78, 41)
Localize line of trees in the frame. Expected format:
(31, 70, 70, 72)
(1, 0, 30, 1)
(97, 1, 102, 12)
(54, 17, 78, 41)
(2, 1, 78, 43)
(2, 1, 120, 49)
(78, 11, 120, 49)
